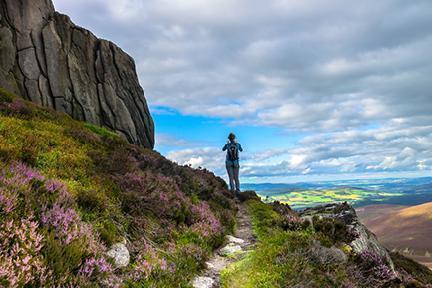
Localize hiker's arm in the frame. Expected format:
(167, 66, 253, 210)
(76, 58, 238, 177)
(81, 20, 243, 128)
(222, 144, 228, 151)
(238, 144, 243, 152)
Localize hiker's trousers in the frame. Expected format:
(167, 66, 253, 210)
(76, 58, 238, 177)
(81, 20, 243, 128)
(226, 162, 240, 192)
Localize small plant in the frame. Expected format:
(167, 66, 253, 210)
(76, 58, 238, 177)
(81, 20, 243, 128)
(84, 123, 118, 138)
(0, 87, 16, 102)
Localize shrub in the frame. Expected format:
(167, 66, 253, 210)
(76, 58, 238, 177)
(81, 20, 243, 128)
(0, 98, 33, 117)
(353, 250, 395, 286)
(42, 231, 86, 281)
(96, 220, 119, 246)
(0, 218, 51, 287)
(41, 203, 81, 245)
(76, 188, 109, 213)
(0, 87, 15, 102)
(313, 216, 355, 244)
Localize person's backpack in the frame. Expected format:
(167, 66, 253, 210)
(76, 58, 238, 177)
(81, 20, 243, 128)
(227, 143, 239, 161)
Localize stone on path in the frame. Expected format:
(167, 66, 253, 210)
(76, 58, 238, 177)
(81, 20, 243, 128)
(192, 276, 214, 288)
(226, 235, 245, 244)
(206, 255, 228, 271)
(219, 243, 242, 256)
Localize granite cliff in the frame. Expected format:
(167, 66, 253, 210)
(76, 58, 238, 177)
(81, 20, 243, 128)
(0, 0, 154, 148)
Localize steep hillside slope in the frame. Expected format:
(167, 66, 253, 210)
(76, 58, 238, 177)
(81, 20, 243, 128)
(0, 88, 235, 287)
(0, 0, 154, 148)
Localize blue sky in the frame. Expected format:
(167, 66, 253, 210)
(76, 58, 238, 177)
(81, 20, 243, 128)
(53, 0, 432, 183)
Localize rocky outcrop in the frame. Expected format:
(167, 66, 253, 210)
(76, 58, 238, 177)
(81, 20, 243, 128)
(0, 0, 154, 148)
(300, 202, 396, 272)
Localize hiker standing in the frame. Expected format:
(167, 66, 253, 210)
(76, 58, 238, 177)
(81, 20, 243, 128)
(222, 133, 243, 194)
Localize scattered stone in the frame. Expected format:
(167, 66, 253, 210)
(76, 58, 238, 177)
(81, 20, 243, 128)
(192, 276, 214, 288)
(107, 243, 130, 268)
(226, 235, 245, 244)
(205, 256, 227, 272)
(219, 243, 242, 256)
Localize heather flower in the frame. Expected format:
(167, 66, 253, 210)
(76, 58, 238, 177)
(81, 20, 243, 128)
(41, 203, 80, 244)
(9, 161, 45, 183)
(0, 218, 51, 286)
(45, 179, 65, 193)
(79, 257, 113, 279)
(0, 188, 17, 214)
(130, 242, 170, 281)
(357, 250, 395, 282)
(190, 202, 222, 238)
(119, 172, 191, 219)
(79, 222, 107, 255)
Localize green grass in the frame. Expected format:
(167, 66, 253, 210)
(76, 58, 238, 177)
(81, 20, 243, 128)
(84, 123, 118, 138)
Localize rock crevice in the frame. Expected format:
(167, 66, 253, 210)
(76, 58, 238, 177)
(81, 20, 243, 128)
(0, 0, 154, 148)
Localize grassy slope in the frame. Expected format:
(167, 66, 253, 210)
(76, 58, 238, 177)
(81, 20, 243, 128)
(0, 87, 236, 287)
(221, 200, 432, 288)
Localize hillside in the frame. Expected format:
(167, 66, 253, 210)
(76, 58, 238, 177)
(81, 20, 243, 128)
(358, 203, 432, 269)
(0, 88, 236, 287)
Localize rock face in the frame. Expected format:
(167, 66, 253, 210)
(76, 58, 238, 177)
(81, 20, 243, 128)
(0, 0, 154, 148)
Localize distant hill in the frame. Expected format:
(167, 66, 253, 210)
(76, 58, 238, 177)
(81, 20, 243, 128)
(358, 203, 432, 269)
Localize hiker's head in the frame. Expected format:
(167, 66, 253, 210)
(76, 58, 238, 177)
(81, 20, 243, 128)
(228, 133, 236, 141)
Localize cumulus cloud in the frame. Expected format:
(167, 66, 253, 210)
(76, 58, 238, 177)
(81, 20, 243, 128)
(53, 0, 432, 127)
(52, 0, 432, 180)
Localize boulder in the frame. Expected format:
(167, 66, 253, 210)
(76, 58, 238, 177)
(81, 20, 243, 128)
(107, 243, 130, 268)
(0, 0, 154, 148)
